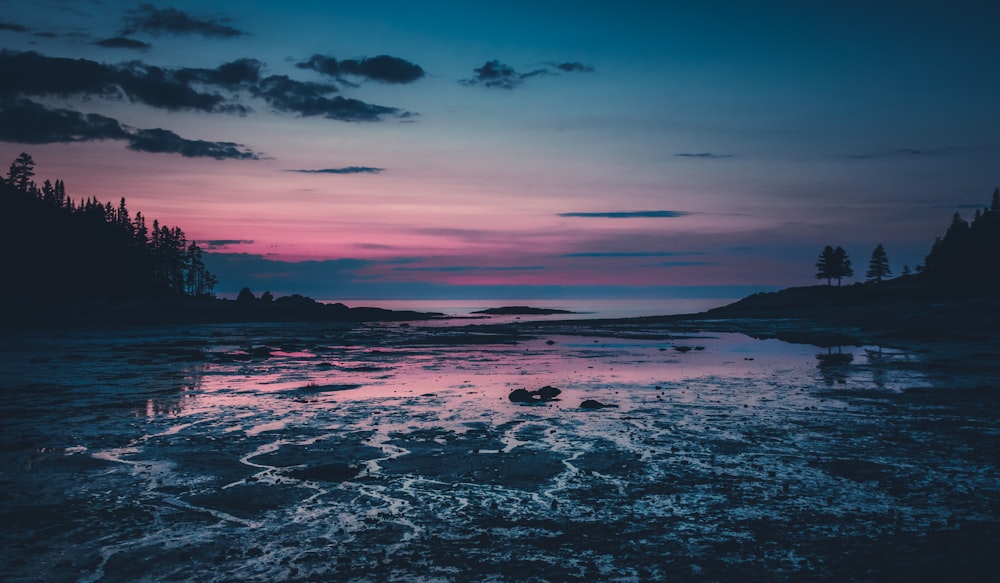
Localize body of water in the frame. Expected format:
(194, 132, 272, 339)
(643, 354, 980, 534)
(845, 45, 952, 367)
(325, 297, 735, 320)
(1, 318, 996, 581)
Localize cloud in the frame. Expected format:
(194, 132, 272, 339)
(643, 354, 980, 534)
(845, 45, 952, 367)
(0, 21, 29, 33)
(0, 97, 127, 143)
(297, 54, 425, 84)
(127, 128, 258, 159)
(562, 251, 706, 258)
(196, 239, 255, 249)
(94, 36, 152, 50)
(391, 265, 546, 273)
(461, 60, 542, 89)
(288, 167, 384, 174)
(655, 261, 713, 267)
(674, 152, 734, 159)
(558, 211, 691, 218)
(255, 74, 408, 121)
(462, 59, 595, 89)
(555, 62, 594, 73)
(0, 51, 246, 113)
(0, 98, 260, 159)
(846, 147, 958, 160)
(121, 4, 245, 38)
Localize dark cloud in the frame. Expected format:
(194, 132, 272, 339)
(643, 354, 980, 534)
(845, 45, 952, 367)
(94, 36, 152, 50)
(0, 49, 409, 128)
(562, 251, 706, 258)
(0, 51, 245, 113)
(196, 239, 255, 249)
(674, 152, 734, 159)
(391, 265, 546, 272)
(174, 58, 263, 90)
(555, 62, 594, 73)
(0, 21, 29, 33)
(0, 97, 127, 144)
(461, 60, 530, 89)
(0, 98, 260, 160)
(558, 211, 691, 218)
(255, 74, 408, 121)
(297, 54, 425, 84)
(462, 59, 594, 89)
(846, 147, 957, 160)
(288, 167, 384, 174)
(655, 261, 713, 267)
(121, 4, 245, 38)
(127, 128, 257, 159)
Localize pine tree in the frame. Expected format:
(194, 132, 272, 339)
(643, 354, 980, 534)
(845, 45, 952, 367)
(815, 245, 837, 285)
(7, 152, 35, 192)
(833, 246, 853, 286)
(865, 244, 892, 283)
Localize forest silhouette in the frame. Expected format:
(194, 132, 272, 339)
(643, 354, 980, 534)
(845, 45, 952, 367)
(1, 153, 215, 301)
(1, 153, 997, 315)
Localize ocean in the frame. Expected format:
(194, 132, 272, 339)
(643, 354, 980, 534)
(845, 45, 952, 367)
(323, 297, 735, 320)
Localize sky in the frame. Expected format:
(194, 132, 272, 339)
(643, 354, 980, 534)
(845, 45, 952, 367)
(1, 0, 998, 300)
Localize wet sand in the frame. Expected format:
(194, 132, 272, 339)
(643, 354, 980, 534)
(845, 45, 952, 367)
(1, 319, 998, 581)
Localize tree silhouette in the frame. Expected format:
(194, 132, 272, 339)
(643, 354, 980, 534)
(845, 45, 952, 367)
(922, 189, 1000, 284)
(0, 153, 216, 300)
(816, 245, 853, 286)
(815, 245, 837, 285)
(865, 244, 892, 283)
(6, 152, 35, 192)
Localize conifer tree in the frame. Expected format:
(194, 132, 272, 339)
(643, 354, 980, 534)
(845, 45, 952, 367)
(865, 244, 892, 283)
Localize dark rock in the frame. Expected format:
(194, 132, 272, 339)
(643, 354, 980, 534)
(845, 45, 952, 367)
(580, 399, 618, 409)
(509, 386, 562, 404)
(537, 385, 562, 399)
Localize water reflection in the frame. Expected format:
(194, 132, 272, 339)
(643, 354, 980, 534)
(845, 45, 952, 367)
(815, 346, 855, 385)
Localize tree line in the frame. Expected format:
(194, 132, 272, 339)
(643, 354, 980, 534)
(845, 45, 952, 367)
(815, 188, 1000, 287)
(1, 153, 216, 300)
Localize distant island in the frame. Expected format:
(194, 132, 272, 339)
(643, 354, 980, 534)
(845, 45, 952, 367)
(471, 306, 578, 315)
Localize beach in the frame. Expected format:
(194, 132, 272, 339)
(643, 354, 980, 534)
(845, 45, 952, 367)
(1, 315, 998, 581)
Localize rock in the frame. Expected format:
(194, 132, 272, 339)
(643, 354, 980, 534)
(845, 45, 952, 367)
(580, 399, 618, 409)
(537, 385, 561, 399)
(509, 386, 562, 404)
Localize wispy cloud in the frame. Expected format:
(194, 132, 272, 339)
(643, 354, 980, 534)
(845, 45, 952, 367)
(554, 62, 594, 73)
(297, 54, 425, 84)
(558, 210, 690, 218)
(121, 4, 245, 38)
(254, 74, 409, 121)
(461, 59, 594, 89)
(0, 50, 411, 124)
(0, 21, 28, 33)
(288, 167, 384, 175)
(655, 261, 713, 267)
(674, 152, 733, 159)
(845, 147, 959, 160)
(391, 265, 546, 273)
(0, 98, 260, 159)
(94, 36, 152, 50)
(196, 239, 255, 249)
(562, 251, 706, 258)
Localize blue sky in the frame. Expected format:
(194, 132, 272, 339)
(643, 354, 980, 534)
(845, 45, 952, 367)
(1, 0, 998, 299)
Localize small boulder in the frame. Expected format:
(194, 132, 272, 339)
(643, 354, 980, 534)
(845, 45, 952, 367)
(509, 386, 562, 404)
(580, 399, 618, 410)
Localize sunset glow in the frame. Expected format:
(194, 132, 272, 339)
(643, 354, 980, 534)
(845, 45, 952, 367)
(2, 1, 997, 298)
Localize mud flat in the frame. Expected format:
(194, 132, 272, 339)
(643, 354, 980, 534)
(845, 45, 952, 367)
(1, 319, 998, 581)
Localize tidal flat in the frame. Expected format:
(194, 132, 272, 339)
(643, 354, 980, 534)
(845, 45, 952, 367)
(1, 320, 998, 582)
